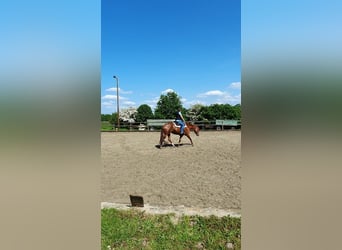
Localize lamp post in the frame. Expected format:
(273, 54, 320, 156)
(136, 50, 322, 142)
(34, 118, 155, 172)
(113, 75, 120, 131)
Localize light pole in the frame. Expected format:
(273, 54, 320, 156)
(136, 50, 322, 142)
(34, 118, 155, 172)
(113, 75, 120, 131)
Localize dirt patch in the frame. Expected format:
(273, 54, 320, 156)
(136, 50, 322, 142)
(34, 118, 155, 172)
(101, 202, 241, 218)
(101, 130, 241, 213)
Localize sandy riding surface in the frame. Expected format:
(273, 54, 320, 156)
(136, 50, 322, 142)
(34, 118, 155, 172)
(101, 130, 241, 213)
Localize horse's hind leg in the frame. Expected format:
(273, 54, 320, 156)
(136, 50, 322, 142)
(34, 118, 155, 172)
(178, 134, 184, 144)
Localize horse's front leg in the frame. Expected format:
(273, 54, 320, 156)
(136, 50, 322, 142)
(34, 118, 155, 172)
(185, 134, 194, 146)
(159, 131, 167, 148)
(167, 134, 175, 147)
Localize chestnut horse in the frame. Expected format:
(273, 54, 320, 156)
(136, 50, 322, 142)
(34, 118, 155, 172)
(159, 121, 200, 148)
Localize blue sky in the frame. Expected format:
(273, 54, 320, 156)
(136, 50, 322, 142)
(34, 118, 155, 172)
(101, 0, 240, 114)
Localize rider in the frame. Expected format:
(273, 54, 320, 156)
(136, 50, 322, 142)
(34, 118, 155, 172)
(175, 107, 186, 135)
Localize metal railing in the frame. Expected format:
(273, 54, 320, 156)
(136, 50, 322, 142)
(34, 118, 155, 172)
(101, 120, 241, 132)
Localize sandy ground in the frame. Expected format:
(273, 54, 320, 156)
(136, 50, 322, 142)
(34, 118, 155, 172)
(101, 130, 241, 215)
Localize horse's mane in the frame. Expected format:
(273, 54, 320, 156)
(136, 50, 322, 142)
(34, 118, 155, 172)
(185, 122, 195, 127)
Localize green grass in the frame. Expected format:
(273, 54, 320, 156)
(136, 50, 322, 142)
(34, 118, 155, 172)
(102, 121, 114, 131)
(101, 121, 138, 132)
(102, 208, 241, 250)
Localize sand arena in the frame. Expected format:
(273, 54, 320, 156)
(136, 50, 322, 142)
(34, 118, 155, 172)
(101, 130, 241, 215)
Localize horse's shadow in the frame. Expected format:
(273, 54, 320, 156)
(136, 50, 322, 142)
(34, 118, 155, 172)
(155, 143, 192, 149)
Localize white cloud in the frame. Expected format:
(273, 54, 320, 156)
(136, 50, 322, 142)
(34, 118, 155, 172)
(161, 88, 175, 94)
(143, 96, 160, 110)
(183, 100, 206, 107)
(195, 88, 241, 105)
(105, 87, 117, 91)
(102, 101, 115, 107)
(102, 95, 117, 100)
(217, 93, 241, 105)
(105, 87, 133, 94)
(103, 99, 136, 110)
(122, 101, 136, 106)
(197, 90, 225, 97)
(145, 96, 159, 105)
(229, 82, 241, 89)
(102, 95, 128, 102)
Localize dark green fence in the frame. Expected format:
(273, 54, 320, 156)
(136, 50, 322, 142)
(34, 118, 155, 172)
(102, 120, 241, 132)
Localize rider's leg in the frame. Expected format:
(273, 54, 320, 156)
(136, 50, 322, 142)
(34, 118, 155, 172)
(180, 122, 184, 134)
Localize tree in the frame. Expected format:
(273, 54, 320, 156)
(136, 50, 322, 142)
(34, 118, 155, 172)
(199, 104, 231, 120)
(109, 113, 118, 125)
(101, 114, 112, 121)
(200, 105, 213, 120)
(232, 104, 241, 120)
(186, 104, 204, 121)
(198, 103, 241, 120)
(120, 107, 137, 123)
(136, 104, 154, 122)
(154, 91, 183, 119)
